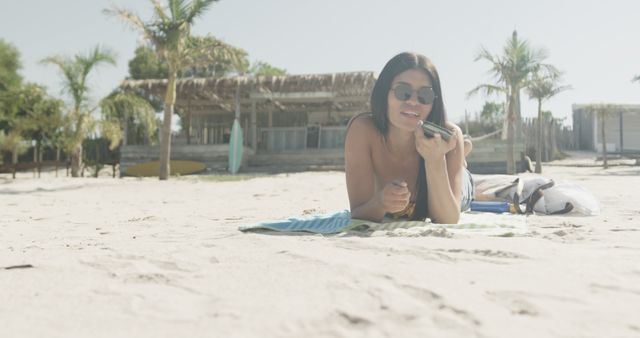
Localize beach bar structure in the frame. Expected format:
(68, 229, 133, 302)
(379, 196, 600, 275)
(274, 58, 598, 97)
(572, 104, 640, 154)
(119, 72, 375, 173)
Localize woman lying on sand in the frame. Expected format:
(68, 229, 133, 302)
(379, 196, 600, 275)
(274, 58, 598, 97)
(345, 52, 473, 224)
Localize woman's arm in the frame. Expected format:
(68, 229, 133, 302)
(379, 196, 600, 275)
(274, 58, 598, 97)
(414, 122, 465, 223)
(345, 117, 410, 222)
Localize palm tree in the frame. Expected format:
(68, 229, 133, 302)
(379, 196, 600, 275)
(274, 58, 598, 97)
(105, 0, 245, 180)
(526, 70, 571, 173)
(41, 46, 117, 177)
(472, 31, 555, 174)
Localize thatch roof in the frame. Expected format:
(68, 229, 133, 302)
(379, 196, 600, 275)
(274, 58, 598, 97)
(120, 72, 376, 114)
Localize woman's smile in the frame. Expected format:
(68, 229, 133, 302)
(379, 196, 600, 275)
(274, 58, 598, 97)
(400, 110, 421, 119)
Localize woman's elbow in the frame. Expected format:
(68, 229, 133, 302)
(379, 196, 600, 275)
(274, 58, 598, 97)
(431, 211, 460, 224)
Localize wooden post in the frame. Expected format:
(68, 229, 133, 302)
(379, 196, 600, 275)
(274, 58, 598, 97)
(600, 110, 608, 169)
(550, 119, 557, 160)
(186, 110, 192, 145)
(33, 145, 37, 178)
(619, 111, 624, 153)
(12, 146, 17, 179)
(243, 116, 249, 146)
(38, 142, 43, 178)
(251, 101, 257, 151)
(95, 140, 100, 178)
(203, 127, 208, 144)
(545, 119, 550, 159)
(55, 147, 60, 177)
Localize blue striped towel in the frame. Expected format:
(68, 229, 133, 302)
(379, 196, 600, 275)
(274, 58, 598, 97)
(238, 210, 527, 235)
(239, 210, 353, 234)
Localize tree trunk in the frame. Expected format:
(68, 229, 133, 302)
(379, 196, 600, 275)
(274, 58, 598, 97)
(515, 90, 522, 140)
(159, 71, 177, 180)
(506, 89, 517, 174)
(11, 146, 18, 179)
(600, 112, 608, 169)
(55, 147, 60, 177)
(36, 139, 42, 178)
(33, 145, 37, 178)
(70, 110, 85, 178)
(535, 99, 543, 173)
(70, 144, 83, 177)
(94, 140, 100, 178)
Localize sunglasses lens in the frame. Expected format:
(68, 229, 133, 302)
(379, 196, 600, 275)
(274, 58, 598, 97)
(393, 83, 413, 101)
(417, 88, 435, 105)
(393, 84, 435, 105)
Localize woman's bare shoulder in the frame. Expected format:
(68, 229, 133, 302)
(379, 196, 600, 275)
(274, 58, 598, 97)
(347, 113, 378, 136)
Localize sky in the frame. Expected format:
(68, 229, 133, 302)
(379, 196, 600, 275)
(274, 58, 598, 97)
(1, 0, 639, 127)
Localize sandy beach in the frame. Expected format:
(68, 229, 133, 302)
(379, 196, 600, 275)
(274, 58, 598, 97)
(2, 153, 640, 338)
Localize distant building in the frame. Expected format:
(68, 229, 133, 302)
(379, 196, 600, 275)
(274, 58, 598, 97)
(572, 104, 640, 153)
(119, 72, 375, 173)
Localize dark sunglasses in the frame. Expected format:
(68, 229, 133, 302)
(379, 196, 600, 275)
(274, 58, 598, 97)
(391, 83, 436, 105)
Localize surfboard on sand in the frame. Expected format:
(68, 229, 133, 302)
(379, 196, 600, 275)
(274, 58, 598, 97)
(124, 160, 205, 177)
(228, 118, 243, 174)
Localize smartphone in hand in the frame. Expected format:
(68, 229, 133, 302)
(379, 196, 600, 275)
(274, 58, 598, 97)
(422, 121, 452, 141)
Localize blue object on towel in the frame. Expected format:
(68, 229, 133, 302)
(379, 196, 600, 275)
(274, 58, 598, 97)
(470, 201, 511, 213)
(239, 210, 352, 234)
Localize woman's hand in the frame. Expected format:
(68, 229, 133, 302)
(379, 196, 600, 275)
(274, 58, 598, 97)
(378, 180, 411, 214)
(413, 121, 457, 161)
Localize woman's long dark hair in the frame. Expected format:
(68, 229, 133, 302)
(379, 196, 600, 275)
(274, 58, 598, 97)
(370, 52, 448, 221)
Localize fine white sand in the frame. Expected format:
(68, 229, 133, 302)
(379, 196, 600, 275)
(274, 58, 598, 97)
(2, 153, 640, 338)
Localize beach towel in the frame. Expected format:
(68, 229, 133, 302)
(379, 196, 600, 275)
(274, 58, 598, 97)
(238, 210, 527, 236)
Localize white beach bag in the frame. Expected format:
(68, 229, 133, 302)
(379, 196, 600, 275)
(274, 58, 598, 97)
(531, 180, 600, 216)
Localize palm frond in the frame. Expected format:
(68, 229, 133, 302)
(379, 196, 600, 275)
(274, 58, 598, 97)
(100, 90, 156, 147)
(186, 0, 218, 22)
(549, 84, 572, 97)
(72, 46, 118, 104)
(150, 0, 170, 22)
(168, 0, 188, 21)
(104, 6, 161, 46)
(182, 35, 248, 72)
(526, 68, 571, 102)
(103, 6, 146, 32)
(40, 55, 84, 104)
(100, 119, 123, 150)
(474, 46, 497, 63)
(42, 46, 116, 114)
(530, 47, 549, 65)
(467, 83, 506, 99)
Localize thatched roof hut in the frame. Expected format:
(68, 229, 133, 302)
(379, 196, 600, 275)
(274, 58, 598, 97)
(119, 72, 376, 171)
(120, 71, 376, 115)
